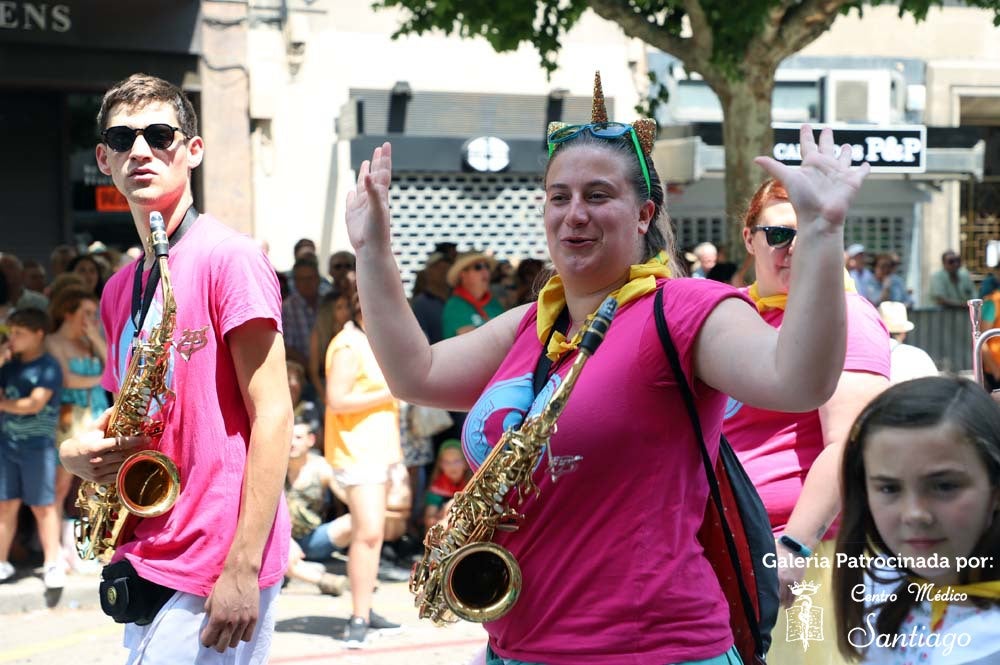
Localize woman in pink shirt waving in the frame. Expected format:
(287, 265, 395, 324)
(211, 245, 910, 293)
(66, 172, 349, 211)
(346, 73, 870, 665)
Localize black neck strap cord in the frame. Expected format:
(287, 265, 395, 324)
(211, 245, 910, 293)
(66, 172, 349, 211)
(531, 306, 571, 397)
(130, 205, 199, 337)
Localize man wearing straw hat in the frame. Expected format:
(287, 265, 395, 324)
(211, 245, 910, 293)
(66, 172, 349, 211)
(442, 250, 503, 338)
(877, 301, 937, 383)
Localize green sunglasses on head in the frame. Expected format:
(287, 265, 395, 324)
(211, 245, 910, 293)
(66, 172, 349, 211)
(547, 122, 652, 197)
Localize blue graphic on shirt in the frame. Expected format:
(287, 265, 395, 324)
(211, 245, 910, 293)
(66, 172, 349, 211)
(116, 296, 175, 420)
(724, 396, 743, 419)
(462, 371, 560, 470)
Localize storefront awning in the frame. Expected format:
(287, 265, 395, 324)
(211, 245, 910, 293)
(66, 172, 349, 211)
(654, 124, 986, 184)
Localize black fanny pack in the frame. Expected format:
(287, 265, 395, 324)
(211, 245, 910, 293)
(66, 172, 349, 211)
(100, 559, 176, 626)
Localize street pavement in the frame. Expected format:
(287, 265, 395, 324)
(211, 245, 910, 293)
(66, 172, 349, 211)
(0, 563, 487, 665)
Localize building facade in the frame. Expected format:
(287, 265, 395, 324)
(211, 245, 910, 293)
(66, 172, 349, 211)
(244, 0, 645, 288)
(650, 4, 997, 305)
(0, 0, 252, 267)
(6, 1, 994, 308)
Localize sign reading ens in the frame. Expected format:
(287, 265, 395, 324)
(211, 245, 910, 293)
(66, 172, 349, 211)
(772, 123, 926, 173)
(0, 2, 71, 32)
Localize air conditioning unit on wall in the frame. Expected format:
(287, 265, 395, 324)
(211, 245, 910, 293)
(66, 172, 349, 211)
(823, 70, 906, 125)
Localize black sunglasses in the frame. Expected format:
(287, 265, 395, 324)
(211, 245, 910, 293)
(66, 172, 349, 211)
(464, 262, 491, 272)
(750, 225, 797, 248)
(101, 123, 184, 152)
(330, 262, 355, 271)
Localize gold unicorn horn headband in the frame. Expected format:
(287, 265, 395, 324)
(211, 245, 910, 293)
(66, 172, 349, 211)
(592, 71, 609, 123)
(546, 71, 657, 156)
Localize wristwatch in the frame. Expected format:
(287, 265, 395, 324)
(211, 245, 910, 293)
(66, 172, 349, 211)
(778, 534, 813, 558)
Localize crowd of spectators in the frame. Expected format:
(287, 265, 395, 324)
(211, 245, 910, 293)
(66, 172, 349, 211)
(0, 235, 546, 601)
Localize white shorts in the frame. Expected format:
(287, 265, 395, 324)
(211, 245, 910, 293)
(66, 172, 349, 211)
(123, 582, 280, 665)
(332, 460, 408, 490)
(332, 463, 390, 488)
(331, 463, 411, 516)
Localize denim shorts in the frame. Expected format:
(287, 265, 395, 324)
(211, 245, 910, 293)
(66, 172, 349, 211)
(484, 644, 743, 665)
(296, 522, 337, 561)
(0, 444, 56, 506)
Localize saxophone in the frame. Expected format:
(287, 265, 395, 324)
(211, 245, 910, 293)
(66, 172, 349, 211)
(410, 296, 618, 623)
(75, 212, 181, 562)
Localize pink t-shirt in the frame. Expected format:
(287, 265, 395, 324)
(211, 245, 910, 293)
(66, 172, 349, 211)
(723, 291, 890, 534)
(464, 278, 749, 665)
(100, 214, 290, 596)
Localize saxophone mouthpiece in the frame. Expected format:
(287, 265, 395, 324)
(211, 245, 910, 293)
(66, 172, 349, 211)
(579, 296, 618, 355)
(149, 212, 169, 258)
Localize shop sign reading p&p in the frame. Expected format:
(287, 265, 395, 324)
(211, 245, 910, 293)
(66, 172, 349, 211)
(772, 123, 926, 174)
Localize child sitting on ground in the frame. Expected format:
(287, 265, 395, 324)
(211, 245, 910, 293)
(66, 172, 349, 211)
(285, 416, 347, 596)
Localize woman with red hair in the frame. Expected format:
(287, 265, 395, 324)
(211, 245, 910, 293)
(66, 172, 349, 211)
(723, 177, 891, 664)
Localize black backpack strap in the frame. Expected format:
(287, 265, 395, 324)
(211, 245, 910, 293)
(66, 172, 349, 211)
(653, 286, 764, 658)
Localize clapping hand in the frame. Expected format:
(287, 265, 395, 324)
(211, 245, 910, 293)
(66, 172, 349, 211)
(345, 142, 393, 254)
(755, 125, 870, 231)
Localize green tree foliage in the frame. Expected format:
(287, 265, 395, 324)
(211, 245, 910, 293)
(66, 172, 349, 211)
(375, 0, 1000, 258)
(378, 0, 999, 79)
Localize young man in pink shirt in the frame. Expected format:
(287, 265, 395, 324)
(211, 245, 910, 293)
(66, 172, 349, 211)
(59, 74, 291, 664)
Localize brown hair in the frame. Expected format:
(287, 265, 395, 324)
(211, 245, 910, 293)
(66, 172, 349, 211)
(742, 178, 790, 229)
(8, 307, 50, 334)
(97, 73, 198, 139)
(47, 273, 85, 301)
(49, 285, 98, 330)
(285, 360, 306, 384)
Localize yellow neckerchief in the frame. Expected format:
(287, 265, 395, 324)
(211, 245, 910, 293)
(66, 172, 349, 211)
(909, 578, 1000, 631)
(535, 252, 671, 361)
(746, 270, 858, 313)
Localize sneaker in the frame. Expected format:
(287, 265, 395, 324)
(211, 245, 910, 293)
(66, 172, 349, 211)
(317, 572, 346, 596)
(70, 557, 102, 576)
(43, 562, 66, 589)
(368, 609, 402, 634)
(376, 560, 411, 583)
(0, 561, 14, 583)
(343, 615, 368, 649)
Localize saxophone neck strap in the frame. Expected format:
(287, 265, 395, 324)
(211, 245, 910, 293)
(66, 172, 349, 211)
(532, 306, 569, 397)
(130, 205, 199, 336)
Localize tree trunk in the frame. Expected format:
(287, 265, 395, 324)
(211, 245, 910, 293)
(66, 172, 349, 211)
(713, 70, 777, 268)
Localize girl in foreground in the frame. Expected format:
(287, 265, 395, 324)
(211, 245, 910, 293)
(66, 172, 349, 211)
(834, 376, 1000, 663)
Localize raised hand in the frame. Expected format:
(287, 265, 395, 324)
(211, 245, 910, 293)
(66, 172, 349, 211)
(345, 142, 393, 253)
(755, 125, 870, 230)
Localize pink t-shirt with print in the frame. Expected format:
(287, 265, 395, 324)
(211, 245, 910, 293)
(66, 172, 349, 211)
(100, 213, 290, 596)
(464, 278, 750, 665)
(723, 291, 890, 534)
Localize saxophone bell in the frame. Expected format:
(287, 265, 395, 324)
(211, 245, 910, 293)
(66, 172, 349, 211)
(441, 541, 522, 623)
(116, 450, 181, 517)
